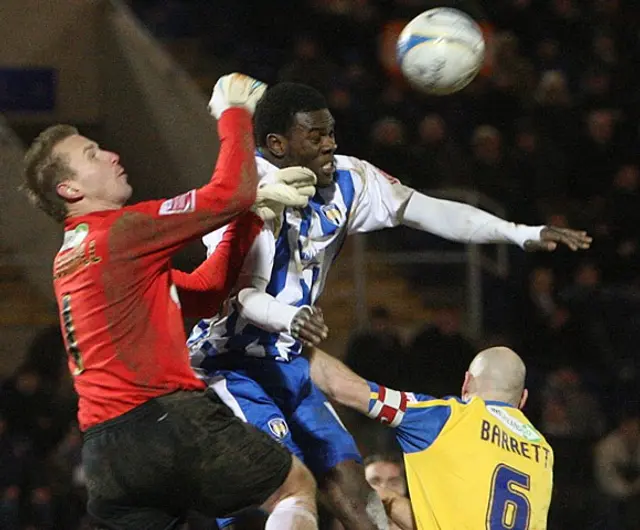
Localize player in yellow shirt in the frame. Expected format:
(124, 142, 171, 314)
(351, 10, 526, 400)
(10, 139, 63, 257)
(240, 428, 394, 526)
(307, 346, 553, 530)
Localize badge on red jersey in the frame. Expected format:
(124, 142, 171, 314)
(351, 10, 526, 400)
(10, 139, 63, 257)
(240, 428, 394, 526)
(159, 190, 196, 215)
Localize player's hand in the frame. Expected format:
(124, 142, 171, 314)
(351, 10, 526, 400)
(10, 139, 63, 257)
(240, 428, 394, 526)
(376, 486, 400, 507)
(252, 180, 316, 225)
(290, 306, 328, 346)
(252, 167, 317, 232)
(524, 226, 593, 252)
(208, 73, 267, 119)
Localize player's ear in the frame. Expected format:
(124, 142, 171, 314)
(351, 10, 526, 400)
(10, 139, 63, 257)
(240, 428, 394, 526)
(461, 371, 472, 400)
(266, 133, 287, 158)
(518, 388, 529, 410)
(56, 180, 83, 202)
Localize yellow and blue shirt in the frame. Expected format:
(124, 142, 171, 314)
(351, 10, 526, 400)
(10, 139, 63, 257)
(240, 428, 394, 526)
(369, 383, 553, 530)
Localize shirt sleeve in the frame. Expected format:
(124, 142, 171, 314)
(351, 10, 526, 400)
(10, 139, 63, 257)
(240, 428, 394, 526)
(204, 220, 276, 289)
(368, 382, 453, 454)
(106, 108, 258, 268)
(172, 212, 264, 318)
(347, 157, 415, 235)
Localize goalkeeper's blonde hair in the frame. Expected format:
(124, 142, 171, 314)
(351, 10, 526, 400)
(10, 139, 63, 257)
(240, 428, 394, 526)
(22, 124, 78, 223)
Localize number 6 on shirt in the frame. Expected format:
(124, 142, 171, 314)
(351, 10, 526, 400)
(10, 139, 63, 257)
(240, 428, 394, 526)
(486, 464, 531, 530)
(61, 294, 85, 375)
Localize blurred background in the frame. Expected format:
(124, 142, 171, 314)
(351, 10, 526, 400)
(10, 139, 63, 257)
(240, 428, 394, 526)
(1, 0, 640, 528)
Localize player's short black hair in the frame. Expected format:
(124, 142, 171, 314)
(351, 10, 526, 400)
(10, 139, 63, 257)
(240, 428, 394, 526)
(254, 82, 328, 147)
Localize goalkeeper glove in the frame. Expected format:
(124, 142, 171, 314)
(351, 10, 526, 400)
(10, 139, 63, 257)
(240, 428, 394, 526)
(208, 73, 267, 119)
(264, 166, 317, 200)
(252, 167, 317, 234)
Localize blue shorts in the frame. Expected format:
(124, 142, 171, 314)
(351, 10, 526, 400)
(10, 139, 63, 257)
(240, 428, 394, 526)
(205, 356, 362, 527)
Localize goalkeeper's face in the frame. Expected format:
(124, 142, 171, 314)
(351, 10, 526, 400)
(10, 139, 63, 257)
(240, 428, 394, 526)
(285, 109, 337, 187)
(54, 134, 132, 210)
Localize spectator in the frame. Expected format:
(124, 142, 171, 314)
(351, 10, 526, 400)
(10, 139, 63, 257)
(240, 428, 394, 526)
(405, 306, 475, 396)
(510, 121, 567, 219)
(594, 412, 640, 529)
(541, 367, 606, 439)
(468, 125, 519, 210)
(0, 414, 25, 530)
(570, 108, 621, 201)
(0, 365, 64, 457)
(364, 454, 407, 530)
(365, 117, 413, 183)
(278, 34, 339, 93)
(601, 164, 640, 282)
(490, 31, 536, 102)
(364, 454, 407, 498)
(345, 306, 405, 390)
(49, 424, 86, 530)
(513, 267, 568, 369)
(410, 113, 470, 190)
(530, 69, 579, 153)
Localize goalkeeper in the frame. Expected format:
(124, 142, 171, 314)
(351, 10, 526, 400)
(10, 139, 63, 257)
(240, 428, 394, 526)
(22, 73, 319, 530)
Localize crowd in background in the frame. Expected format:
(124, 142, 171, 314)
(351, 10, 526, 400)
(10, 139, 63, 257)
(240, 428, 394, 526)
(2, 0, 640, 528)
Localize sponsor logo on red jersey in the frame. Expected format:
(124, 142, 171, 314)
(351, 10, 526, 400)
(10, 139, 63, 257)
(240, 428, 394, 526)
(159, 190, 196, 215)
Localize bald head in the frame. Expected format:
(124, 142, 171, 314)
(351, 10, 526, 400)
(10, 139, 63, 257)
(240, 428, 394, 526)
(464, 347, 527, 406)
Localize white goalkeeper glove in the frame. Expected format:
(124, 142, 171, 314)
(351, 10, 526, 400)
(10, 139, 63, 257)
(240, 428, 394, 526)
(252, 167, 317, 234)
(266, 166, 317, 199)
(208, 73, 267, 119)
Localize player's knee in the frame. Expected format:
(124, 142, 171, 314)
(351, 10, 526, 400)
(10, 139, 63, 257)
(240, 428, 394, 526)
(323, 459, 373, 505)
(321, 460, 388, 529)
(282, 456, 317, 499)
(263, 456, 317, 512)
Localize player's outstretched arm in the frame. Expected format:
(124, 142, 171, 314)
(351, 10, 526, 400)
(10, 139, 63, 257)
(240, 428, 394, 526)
(376, 488, 416, 530)
(400, 191, 592, 251)
(306, 347, 371, 415)
(308, 347, 412, 428)
(172, 213, 263, 318)
(109, 74, 268, 263)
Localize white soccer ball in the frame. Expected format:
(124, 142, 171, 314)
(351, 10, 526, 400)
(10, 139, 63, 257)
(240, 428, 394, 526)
(396, 7, 485, 95)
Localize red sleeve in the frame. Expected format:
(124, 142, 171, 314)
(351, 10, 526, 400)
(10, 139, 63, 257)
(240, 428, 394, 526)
(173, 212, 263, 318)
(107, 108, 257, 266)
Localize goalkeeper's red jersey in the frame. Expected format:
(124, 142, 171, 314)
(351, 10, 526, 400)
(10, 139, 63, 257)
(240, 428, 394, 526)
(52, 109, 257, 431)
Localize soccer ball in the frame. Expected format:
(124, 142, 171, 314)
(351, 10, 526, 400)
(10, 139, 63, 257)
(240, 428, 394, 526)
(396, 7, 485, 95)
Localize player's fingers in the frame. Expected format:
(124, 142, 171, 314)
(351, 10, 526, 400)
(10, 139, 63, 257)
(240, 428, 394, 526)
(557, 229, 592, 249)
(561, 234, 580, 251)
(547, 229, 577, 251)
(303, 319, 329, 340)
(297, 327, 324, 345)
(573, 232, 593, 247)
(572, 236, 592, 249)
(309, 311, 325, 325)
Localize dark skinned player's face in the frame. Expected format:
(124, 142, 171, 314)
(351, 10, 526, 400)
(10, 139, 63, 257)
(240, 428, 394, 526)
(268, 109, 337, 187)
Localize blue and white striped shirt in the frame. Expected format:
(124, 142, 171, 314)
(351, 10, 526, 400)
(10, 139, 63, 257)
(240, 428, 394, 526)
(188, 154, 414, 364)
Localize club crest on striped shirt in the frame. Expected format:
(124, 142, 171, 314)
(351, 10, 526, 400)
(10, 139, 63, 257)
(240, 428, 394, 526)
(321, 203, 343, 225)
(268, 417, 289, 439)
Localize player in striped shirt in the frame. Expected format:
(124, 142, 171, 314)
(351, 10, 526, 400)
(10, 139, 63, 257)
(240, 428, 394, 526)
(188, 82, 588, 530)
